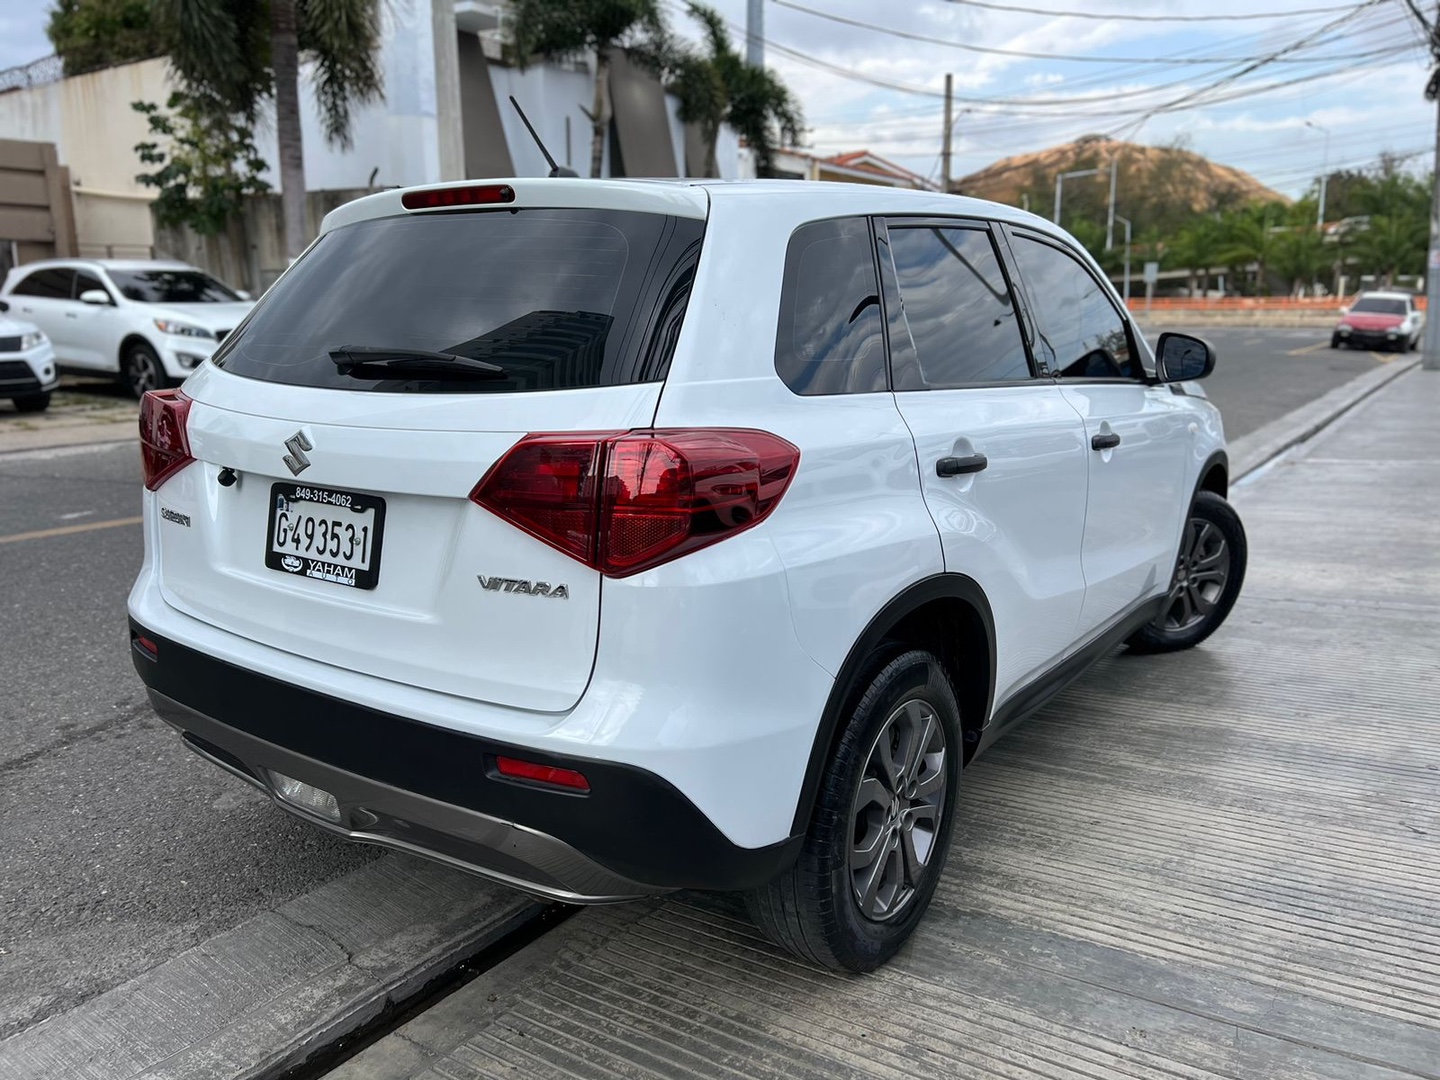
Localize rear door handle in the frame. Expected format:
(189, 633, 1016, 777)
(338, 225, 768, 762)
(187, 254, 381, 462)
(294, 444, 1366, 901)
(936, 453, 988, 477)
(64, 312, 78, 319)
(1091, 433, 1121, 451)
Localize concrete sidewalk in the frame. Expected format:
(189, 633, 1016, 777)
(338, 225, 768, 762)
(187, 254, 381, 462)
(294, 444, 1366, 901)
(333, 369, 1440, 1079)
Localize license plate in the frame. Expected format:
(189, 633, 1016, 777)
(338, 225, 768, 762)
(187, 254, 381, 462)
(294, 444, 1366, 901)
(265, 482, 386, 590)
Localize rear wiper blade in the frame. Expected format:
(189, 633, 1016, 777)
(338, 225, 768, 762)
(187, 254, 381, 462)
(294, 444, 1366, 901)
(328, 345, 506, 378)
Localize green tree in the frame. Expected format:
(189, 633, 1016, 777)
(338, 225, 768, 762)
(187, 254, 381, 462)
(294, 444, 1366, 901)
(1269, 226, 1327, 294)
(665, 3, 801, 177)
(506, 0, 666, 180)
(1351, 214, 1426, 285)
(1220, 203, 1287, 295)
(46, 0, 165, 77)
(151, 0, 384, 260)
(132, 92, 270, 235)
(1168, 217, 1224, 297)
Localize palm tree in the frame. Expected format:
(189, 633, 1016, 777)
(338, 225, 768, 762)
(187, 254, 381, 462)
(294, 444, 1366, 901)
(666, 4, 801, 178)
(1269, 226, 1327, 295)
(153, 0, 384, 261)
(1220, 205, 1283, 296)
(1168, 217, 1223, 297)
(1351, 214, 1426, 286)
(507, 0, 666, 180)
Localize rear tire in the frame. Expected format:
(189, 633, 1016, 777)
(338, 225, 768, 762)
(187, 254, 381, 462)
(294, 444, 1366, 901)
(1329, 334, 1341, 349)
(1128, 491, 1246, 654)
(121, 343, 169, 399)
(11, 392, 50, 413)
(746, 649, 961, 972)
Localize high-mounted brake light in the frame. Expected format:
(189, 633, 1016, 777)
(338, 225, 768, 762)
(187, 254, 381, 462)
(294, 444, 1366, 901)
(495, 755, 591, 793)
(471, 429, 800, 578)
(139, 389, 194, 491)
(401, 184, 515, 210)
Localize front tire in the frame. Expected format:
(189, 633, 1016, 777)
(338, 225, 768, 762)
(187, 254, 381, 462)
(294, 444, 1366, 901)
(746, 649, 961, 972)
(121, 343, 169, 399)
(1329, 334, 1341, 349)
(1128, 491, 1247, 654)
(11, 392, 50, 413)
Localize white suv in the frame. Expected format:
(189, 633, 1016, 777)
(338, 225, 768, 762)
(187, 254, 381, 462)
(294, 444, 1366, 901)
(127, 179, 1246, 972)
(0, 259, 253, 397)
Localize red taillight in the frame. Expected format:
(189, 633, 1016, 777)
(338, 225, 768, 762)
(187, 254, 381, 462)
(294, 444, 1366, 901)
(139, 389, 194, 491)
(472, 429, 800, 577)
(401, 184, 515, 210)
(495, 755, 590, 793)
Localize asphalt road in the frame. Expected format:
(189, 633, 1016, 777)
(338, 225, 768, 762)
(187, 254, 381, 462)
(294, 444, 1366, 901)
(0, 326, 1398, 1042)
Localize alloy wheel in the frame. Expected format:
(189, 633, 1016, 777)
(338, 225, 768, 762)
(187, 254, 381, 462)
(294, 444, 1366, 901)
(1159, 516, 1230, 633)
(848, 697, 947, 922)
(128, 350, 161, 396)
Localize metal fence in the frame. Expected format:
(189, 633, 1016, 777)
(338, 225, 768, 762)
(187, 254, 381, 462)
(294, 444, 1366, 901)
(0, 55, 63, 95)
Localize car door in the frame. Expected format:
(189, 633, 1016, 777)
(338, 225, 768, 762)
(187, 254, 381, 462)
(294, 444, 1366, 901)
(1004, 228, 1192, 639)
(65, 268, 122, 371)
(881, 217, 1089, 706)
(7, 267, 77, 362)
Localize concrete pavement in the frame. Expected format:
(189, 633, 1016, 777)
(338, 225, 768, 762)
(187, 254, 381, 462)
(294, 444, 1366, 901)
(330, 369, 1440, 1078)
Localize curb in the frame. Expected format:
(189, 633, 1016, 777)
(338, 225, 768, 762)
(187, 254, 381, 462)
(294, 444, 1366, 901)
(0, 857, 545, 1080)
(1229, 357, 1420, 480)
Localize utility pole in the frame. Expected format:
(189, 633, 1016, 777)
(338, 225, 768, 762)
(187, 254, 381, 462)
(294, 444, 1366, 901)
(1106, 158, 1118, 250)
(1305, 120, 1331, 229)
(1054, 167, 1101, 226)
(1406, 0, 1440, 371)
(746, 0, 764, 67)
(942, 74, 953, 194)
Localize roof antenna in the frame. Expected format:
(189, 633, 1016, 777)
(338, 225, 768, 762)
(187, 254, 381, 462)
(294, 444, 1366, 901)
(509, 95, 578, 178)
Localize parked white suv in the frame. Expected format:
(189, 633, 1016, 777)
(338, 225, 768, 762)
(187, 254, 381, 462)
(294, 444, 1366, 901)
(0, 299, 58, 412)
(0, 259, 253, 398)
(127, 179, 1246, 972)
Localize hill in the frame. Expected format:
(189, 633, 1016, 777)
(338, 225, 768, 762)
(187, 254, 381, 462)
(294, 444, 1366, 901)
(955, 135, 1288, 236)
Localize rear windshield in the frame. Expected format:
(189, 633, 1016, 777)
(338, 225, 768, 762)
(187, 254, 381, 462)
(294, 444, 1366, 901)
(110, 270, 240, 303)
(1351, 296, 1407, 316)
(212, 208, 704, 393)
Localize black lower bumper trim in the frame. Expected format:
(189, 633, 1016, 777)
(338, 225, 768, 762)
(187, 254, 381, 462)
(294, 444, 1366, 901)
(129, 620, 800, 892)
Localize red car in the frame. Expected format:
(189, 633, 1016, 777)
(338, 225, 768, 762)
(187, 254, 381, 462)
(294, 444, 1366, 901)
(1331, 291, 1424, 351)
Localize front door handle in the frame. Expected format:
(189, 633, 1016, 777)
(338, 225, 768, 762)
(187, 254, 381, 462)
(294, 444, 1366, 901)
(936, 453, 988, 477)
(1091, 433, 1121, 451)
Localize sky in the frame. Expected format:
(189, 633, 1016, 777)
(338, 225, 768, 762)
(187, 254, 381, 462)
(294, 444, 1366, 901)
(0, 0, 1431, 199)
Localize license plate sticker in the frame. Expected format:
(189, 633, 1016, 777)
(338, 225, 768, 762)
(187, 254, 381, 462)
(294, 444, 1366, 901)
(265, 483, 386, 590)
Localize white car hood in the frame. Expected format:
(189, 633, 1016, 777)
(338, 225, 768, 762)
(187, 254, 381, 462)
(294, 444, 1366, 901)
(0, 310, 40, 337)
(145, 302, 254, 332)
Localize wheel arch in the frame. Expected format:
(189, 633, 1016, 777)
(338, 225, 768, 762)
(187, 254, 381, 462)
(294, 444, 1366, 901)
(788, 574, 995, 837)
(1195, 449, 1228, 501)
(118, 332, 159, 372)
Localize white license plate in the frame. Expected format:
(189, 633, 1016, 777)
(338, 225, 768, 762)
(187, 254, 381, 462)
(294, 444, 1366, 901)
(264, 482, 386, 589)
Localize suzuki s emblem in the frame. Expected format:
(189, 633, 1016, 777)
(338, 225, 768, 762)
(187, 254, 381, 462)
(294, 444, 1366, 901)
(283, 431, 313, 476)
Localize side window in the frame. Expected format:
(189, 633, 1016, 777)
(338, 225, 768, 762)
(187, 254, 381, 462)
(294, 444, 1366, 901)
(774, 217, 886, 395)
(74, 270, 109, 300)
(1011, 236, 1137, 380)
(11, 268, 74, 299)
(885, 224, 1030, 389)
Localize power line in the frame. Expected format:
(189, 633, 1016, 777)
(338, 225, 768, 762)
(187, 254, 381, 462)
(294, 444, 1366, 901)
(771, 0, 1398, 65)
(934, 0, 1363, 22)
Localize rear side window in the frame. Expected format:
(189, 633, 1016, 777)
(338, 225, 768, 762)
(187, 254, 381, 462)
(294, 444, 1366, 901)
(885, 224, 1030, 389)
(774, 217, 886, 395)
(213, 208, 703, 393)
(12, 268, 73, 298)
(1011, 235, 1137, 380)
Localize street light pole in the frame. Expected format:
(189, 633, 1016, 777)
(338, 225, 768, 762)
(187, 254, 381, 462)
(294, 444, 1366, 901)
(1116, 214, 1133, 305)
(1304, 120, 1331, 229)
(942, 74, 953, 194)
(1106, 158, 1118, 250)
(1054, 167, 1101, 226)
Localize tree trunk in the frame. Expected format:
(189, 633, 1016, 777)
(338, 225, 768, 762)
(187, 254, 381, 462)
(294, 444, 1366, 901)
(272, 0, 306, 262)
(704, 120, 719, 179)
(590, 47, 610, 179)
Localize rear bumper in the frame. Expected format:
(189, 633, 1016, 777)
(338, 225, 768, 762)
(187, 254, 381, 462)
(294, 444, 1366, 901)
(129, 620, 802, 902)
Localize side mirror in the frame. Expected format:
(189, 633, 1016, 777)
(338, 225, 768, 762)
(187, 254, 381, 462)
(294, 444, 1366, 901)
(236, 289, 251, 301)
(79, 289, 112, 306)
(0, 299, 8, 313)
(1339, 305, 1350, 315)
(1156, 332, 1215, 382)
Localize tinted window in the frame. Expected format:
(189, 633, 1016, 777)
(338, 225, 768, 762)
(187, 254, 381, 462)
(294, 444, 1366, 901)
(886, 224, 1029, 389)
(74, 270, 110, 300)
(774, 217, 886, 395)
(1351, 296, 1407, 316)
(1012, 236, 1137, 379)
(12, 268, 73, 299)
(214, 209, 703, 393)
(109, 270, 239, 303)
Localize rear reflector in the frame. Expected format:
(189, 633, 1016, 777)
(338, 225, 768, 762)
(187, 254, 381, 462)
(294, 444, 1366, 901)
(495, 755, 591, 793)
(472, 429, 800, 578)
(132, 634, 159, 661)
(139, 389, 194, 491)
(401, 184, 515, 210)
